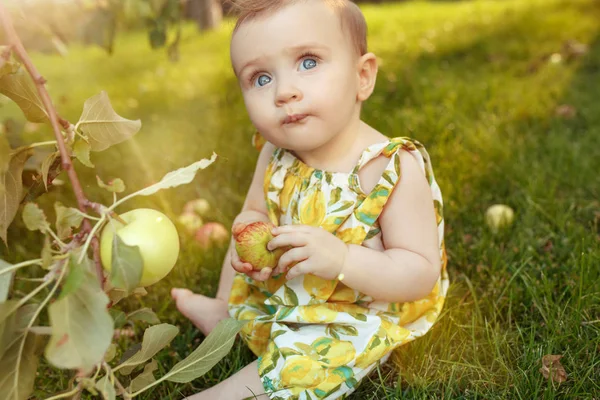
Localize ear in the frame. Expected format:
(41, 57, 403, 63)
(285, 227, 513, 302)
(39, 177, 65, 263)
(356, 52, 378, 101)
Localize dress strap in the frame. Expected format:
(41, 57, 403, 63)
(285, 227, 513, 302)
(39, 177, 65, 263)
(342, 137, 427, 243)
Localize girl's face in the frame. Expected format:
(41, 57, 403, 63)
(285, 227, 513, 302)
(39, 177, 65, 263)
(231, 0, 361, 152)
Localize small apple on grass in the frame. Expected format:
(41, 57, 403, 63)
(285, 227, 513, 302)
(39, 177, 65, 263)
(234, 221, 287, 271)
(485, 204, 515, 233)
(177, 211, 204, 234)
(194, 222, 229, 249)
(183, 198, 210, 216)
(100, 208, 180, 287)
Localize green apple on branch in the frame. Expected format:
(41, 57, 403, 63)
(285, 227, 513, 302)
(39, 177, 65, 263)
(100, 208, 180, 287)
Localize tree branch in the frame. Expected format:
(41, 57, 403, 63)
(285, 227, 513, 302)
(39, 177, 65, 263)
(0, 4, 105, 288)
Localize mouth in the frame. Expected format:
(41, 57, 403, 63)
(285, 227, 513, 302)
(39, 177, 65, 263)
(282, 114, 308, 124)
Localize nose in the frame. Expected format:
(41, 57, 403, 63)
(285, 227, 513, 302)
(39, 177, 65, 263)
(274, 78, 302, 107)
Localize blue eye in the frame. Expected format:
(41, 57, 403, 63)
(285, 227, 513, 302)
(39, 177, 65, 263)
(255, 74, 271, 87)
(300, 58, 317, 70)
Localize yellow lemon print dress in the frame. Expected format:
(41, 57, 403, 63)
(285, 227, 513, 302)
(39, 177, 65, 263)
(229, 134, 449, 400)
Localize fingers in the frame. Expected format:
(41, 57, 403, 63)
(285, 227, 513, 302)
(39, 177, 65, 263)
(272, 224, 315, 235)
(276, 247, 308, 273)
(285, 260, 308, 280)
(231, 250, 253, 273)
(268, 232, 308, 251)
(232, 222, 247, 239)
(247, 267, 272, 281)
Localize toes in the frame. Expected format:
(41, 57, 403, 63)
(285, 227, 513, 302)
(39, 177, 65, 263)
(171, 288, 192, 301)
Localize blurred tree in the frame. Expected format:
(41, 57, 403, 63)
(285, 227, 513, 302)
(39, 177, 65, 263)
(0, 0, 225, 61)
(184, 0, 223, 31)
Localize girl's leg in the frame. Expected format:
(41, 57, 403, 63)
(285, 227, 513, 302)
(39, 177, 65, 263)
(184, 360, 269, 400)
(172, 239, 237, 335)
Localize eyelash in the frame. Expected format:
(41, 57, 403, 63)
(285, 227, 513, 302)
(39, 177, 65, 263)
(247, 52, 321, 86)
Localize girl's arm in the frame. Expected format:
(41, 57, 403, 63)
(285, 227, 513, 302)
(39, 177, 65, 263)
(338, 150, 441, 302)
(270, 150, 442, 303)
(235, 140, 276, 222)
(228, 140, 277, 280)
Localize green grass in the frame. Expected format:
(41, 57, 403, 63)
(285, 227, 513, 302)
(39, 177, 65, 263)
(1, 0, 599, 398)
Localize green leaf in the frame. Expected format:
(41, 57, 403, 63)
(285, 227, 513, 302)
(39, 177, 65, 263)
(22, 202, 49, 232)
(328, 187, 342, 207)
(349, 312, 367, 322)
(110, 234, 143, 293)
(54, 202, 84, 240)
(267, 295, 283, 306)
(275, 306, 295, 321)
(58, 254, 89, 300)
(0, 133, 10, 190)
(76, 91, 141, 152)
(95, 375, 116, 400)
(271, 329, 286, 340)
(118, 343, 142, 364)
(45, 258, 113, 372)
(104, 343, 117, 363)
(128, 359, 158, 393)
(0, 300, 19, 325)
(165, 318, 247, 383)
(127, 308, 160, 325)
(0, 64, 48, 123)
(1, 149, 33, 245)
(280, 347, 302, 358)
(40, 151, 59, 192)
(117, 323, 179, 375)
(369, 336, 381, 350)
(283, 285, 299, 306)
(0, 304, 41, 400)
(0, 53, 19, 78)
(130, 152, 217, 198)
(0, 259, 13, 303)
(96, 175, 125, 193)
(331, 324, 359, 337)
(331, 201, 354, 213)
(73, 139, 94, 168)
(382, 171, 395, 186)
(106, 286, 146, 306)
(109, 309, 126, 329)
(325, 325, 340, 340)
(294, 342, 313, 356)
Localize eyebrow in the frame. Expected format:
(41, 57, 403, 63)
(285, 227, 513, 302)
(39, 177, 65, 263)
(236, 43, 331, 77)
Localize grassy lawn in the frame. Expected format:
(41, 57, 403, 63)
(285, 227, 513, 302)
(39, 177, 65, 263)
(1, 0, 599, 398)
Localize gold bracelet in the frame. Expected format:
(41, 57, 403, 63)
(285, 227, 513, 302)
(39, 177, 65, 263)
(337, 245, 349, 281)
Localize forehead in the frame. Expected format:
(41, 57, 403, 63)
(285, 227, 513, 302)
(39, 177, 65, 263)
(231, 1, 348, 71)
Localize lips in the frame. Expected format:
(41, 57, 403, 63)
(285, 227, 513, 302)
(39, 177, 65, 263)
(283, 114, 308, 124)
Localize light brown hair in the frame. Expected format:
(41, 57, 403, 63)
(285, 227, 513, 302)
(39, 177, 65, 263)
(229, 0, 368, 56)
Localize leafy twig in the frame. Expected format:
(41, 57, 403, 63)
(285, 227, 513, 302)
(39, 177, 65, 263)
(44, 384, 82, 400)
(0, 259, 43, 277)
(0, 3, 104, 287)
(102, 362, 131, 399)
(22, 140, 58, 150)
(1, 278, 53, 323)
(15, 261, 68, 399)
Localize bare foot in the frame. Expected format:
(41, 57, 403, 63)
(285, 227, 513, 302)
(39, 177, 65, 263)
(171, 288, 229, 336)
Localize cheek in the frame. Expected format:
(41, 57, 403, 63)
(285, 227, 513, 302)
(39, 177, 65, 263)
(243, 93, 271, 127)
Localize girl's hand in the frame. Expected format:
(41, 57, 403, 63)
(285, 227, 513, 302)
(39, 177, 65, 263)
(230, 222, 273, 281)
(268, 225, 348, 280)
